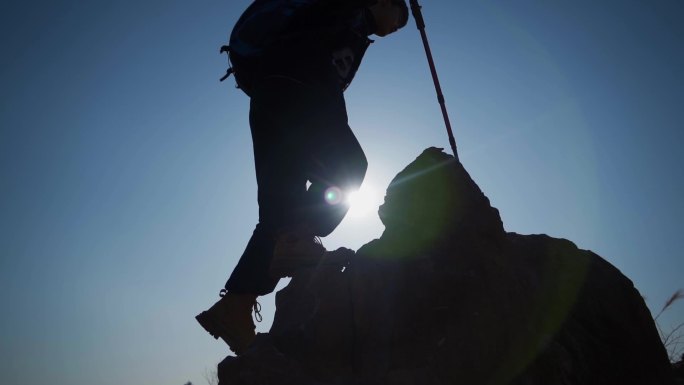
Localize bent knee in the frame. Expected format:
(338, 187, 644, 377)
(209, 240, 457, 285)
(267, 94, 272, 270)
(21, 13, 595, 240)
(347, 150, 368, 188)
(357, 151, 368, 178)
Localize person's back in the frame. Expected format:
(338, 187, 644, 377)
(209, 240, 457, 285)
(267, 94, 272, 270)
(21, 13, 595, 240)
(229, 0, 405, 93)
(196, 0, 409, 356)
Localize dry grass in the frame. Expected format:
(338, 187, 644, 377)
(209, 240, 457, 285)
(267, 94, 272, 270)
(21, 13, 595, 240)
(654, 289, 684, 363)
(203, 366, 219, 385)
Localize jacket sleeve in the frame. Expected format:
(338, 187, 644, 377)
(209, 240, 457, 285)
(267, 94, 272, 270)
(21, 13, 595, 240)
(302, 0, 377, 37)
(307, 0, 377, 23)
(319, 0, 377, 12)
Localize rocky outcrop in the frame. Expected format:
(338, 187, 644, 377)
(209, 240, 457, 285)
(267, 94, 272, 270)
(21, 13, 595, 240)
(218, 147, 675, 385)
(674, 358, 684, 384)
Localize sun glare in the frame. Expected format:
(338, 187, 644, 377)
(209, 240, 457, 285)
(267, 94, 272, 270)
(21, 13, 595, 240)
(346, 184, 383, 218)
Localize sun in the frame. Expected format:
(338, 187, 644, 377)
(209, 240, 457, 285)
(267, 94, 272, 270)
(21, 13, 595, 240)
(346, 184, 383, 218)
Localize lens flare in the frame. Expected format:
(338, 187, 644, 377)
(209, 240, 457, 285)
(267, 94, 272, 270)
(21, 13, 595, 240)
(324, 186, 343, 205)
(346, 184, 382, 218)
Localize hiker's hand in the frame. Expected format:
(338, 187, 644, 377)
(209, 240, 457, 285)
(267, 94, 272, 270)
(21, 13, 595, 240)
(369, 0, 403, 37)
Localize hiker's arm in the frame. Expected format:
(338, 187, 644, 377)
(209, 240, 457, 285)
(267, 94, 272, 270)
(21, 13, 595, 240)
(318, 0, 406, 37)
(296, 0, 377, 39)
(308, 0, 377, 24)
(320, 0, 377, 13)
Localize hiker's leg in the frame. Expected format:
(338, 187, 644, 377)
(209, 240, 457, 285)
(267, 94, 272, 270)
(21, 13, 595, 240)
(197, 76, 314, 354)
(302, 90, 368, 237)
(224, 77, 311, 295)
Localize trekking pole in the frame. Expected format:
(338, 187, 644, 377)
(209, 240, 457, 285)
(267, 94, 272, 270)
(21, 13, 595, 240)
(408, 0, 459, 160)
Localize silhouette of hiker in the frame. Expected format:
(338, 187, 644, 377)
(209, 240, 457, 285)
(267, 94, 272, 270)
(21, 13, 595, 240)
(196, 0, 408, 355)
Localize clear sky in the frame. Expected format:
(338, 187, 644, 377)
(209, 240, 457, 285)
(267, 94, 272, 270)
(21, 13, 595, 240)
(1, 0, 682, 384)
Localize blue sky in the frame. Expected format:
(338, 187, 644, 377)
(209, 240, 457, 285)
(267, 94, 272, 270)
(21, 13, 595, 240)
(1, 0, 682, 384)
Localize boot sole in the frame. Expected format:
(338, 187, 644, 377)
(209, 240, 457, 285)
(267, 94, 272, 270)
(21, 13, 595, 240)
(195, 311, 242, 354)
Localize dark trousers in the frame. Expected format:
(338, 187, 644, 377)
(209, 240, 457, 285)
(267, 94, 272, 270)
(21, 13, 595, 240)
(225, 76, 368, 295)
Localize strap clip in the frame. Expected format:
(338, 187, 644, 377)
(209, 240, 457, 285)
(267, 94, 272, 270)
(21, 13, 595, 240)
(219, 45, 233, 82)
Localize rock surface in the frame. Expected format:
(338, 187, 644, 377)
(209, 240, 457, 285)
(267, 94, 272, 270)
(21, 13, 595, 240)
(218, 147, 675, 385)
(674, 358, 684, 384)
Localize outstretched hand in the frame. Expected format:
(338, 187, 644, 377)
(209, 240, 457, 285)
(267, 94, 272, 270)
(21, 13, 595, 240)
(369, 0, 406, 37)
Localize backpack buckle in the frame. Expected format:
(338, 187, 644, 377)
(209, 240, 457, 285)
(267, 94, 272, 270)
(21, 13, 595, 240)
(219, 45, 233, 82)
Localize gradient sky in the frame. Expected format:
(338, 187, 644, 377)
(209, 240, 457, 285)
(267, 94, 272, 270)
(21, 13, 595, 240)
(1, 1, 683, 384)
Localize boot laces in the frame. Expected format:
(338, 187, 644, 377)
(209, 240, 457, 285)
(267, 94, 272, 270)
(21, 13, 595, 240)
(219, 289, 261, 323)
(253, 301, 262, 323)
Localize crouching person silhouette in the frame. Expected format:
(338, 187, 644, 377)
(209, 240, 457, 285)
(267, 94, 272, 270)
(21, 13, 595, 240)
(196, 0, 408, 355)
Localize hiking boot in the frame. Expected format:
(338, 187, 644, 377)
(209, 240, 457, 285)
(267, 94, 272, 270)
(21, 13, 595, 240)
(195, 291, 261, 355)
(270, 230, 326, 278)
